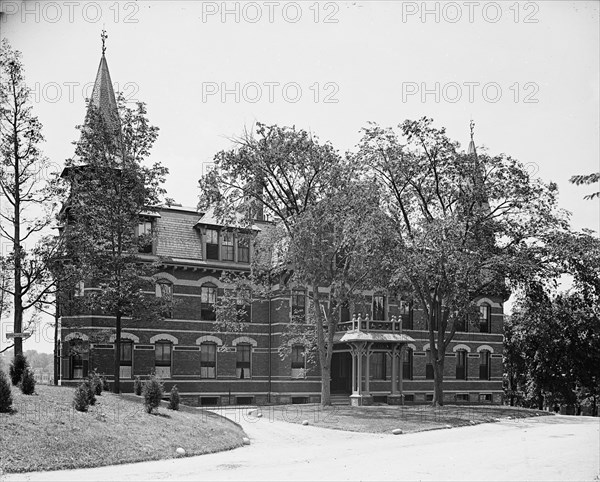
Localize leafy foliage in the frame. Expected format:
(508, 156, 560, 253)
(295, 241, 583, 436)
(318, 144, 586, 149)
(134, 376, 142, 396)
(142, 376, 163, 414)
(9, 353, 29, 386)
(19, 367, 35, 395)
(61, 90, 169, 393)
(89, 371, 103, 396)
(0, 39, 62, 356)
(168, 385, 180, 410)
(199, 123, 385, 404)
(73, 382, 90, 412)
(570, 172, 599, 200)
(356, 117, 567, 405)
(0, 369, 13, 412)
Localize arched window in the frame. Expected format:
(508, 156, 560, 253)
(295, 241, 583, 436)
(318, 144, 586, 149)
(479, 303, 491, 333)
(200, 342, 217, 379)
(201, 283, 217, 321)
(236, 343, 251, 379)
(456, 349, 468, 380)
(155, 341, 172, 378)
(68, 339, 89, 379)
(479, 350, 491, 380)
(291, 345, 306, 378)
(402, 347, 413, 380)
(425, 349, 434, 379)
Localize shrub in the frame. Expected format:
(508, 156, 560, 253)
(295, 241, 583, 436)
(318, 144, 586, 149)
(84, 380, 97, 406)
(73, 382, 90, 412)
(168, 385, 180, 411)
(19, 368, 36, 395)
(134, 376, 142, 396)
(142, 376, 163, 414)
(9, 354, 28, 386)
(101, 376, 110, 391)
(0, 369, 13, 413)
(89, 371, 102, 396)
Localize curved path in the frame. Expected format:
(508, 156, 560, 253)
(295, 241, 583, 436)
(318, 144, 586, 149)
(5, 411, 599, 481)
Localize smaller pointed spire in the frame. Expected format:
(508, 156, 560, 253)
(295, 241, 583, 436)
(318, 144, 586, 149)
(468, 120, 477, 156)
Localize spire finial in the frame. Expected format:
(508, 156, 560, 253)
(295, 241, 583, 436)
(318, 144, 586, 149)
(469, 119, 475, 141)
(101, 29, 108, 55)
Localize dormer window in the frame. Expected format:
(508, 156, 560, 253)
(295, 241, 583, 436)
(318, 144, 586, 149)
(137, 220, 153, 253)
(238, 235, 250, 263)
(206, 229, 219, 260)
(221, 232, 234, 261)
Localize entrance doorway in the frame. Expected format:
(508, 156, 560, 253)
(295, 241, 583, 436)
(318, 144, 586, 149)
(330, 351, 352, 394)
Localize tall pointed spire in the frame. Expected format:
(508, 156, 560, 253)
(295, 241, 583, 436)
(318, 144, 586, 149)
(89, 29, 120, 132)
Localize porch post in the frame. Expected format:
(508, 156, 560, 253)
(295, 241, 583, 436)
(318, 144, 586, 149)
(356, 344, 363, 396)
(350, 345, 358, 394)
(364, 343, 372, 396)
(390, 345, 399, 395)
(398, 344, 405, 405)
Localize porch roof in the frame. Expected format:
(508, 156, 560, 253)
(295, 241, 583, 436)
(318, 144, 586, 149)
(334, 331, 415, 344)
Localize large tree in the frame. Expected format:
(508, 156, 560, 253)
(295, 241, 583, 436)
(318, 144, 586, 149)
(61, 92, 168, 394)
(506, 230, 600, 413)
(199, 123, 384, 405)
(0, 39, 60, 356)
(357, 118, 567, 406)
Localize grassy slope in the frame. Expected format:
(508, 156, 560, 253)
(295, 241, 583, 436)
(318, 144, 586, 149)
(0, 385, 245, 474)
(263, 403, 552, 434)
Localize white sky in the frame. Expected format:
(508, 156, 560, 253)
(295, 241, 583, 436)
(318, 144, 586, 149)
(1, 0, 599, 353)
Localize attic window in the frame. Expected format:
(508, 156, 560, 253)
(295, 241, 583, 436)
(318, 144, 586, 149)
(206, 229, 219, 260)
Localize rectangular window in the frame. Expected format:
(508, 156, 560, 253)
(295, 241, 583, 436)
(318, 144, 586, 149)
(200, 343, 217, 379)
(201, 285, 217, 321)
(119, 341, 133, 379)
(238, 235, 250, 263)
(425, 350, 434, 379)
(400, 301, 413, 329)
(479, 351, 490, 380)
(372, 352, 386, 380)
(156, 282, 173, 318)
(221, 232, 234, 261)
(479, 393, 493, 403)
(455, 393, 470, 402)
(372, 295, 386, 321)
(206, 229, 219, 260)
(291, 345, 306, 378)
(456, 350, 467, 380)
(137, 220, 153, 253)
(236, 344, 251, 379)
(155, 342, 172, 378)
(291, 289, 306, 322)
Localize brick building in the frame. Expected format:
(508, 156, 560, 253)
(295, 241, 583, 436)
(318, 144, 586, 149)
(58, 46, 505, 407)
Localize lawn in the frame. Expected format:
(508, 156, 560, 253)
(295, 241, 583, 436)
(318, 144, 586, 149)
(0, 384, 245, 474)
(251, 403, 552, 434)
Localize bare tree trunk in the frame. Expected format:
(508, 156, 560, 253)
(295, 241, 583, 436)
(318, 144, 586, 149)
(433, 358, 445, 406)
(113, 311, 121, 394)
(321, 365, 331, 406)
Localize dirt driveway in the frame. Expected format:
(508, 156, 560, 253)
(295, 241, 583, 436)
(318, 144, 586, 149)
(5, 411, 599, 481)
